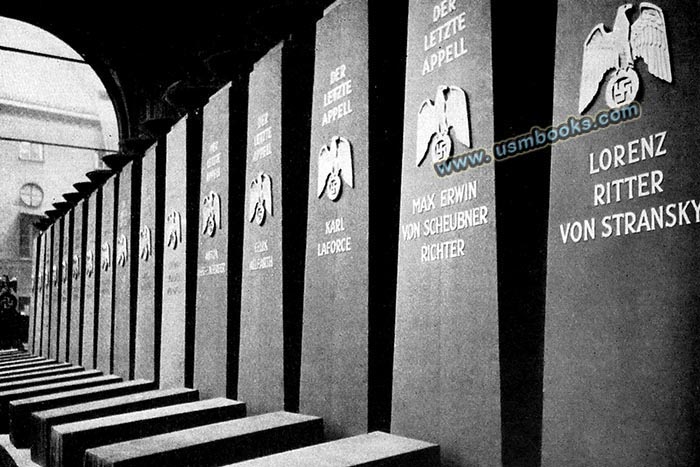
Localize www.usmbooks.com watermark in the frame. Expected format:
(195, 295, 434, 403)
(433, 101, 642, 177)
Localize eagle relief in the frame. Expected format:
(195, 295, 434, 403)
(201, 191, 222, 237)
(100, 242, 111, 271)
(139, 226, 152, 261)
(579, 2, 672, 113)
(86, 250, 94, 278)
(166, 210, 183, 250)
(248, 172, 273, 226)
(116, 234, 128, 267)
(317, 136, 354, 202)
(72, 254, 80, 279)
(416, 85, 471, 167)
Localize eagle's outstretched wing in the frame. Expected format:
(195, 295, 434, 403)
(442, 86, 470, 148)
(416, 98, 438, 167)
(260, 174, 273, 217)
(202, 192, 222, 233)
(248, 177, 260, 222)
(166, 212, 182, 244)
(317, 144, 334, 198)
(631, 2, 671, 83)
(336, 137, 353, 188)
(213, 193, 222, 229)
(579, 24, 618, 113)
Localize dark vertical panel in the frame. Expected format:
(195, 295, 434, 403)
(492, 0, 556, 465)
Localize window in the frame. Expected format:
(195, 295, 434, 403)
(18, 141, 44, 162)
(18, 214, 39, 258)
(19, 183, 43, 207)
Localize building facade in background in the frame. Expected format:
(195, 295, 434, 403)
(0, 16, 119, 314)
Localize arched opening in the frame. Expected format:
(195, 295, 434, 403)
(0, 15, 121, 315)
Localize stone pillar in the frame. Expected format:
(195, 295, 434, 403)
(391, 0, 501, 465)
(113, 162, 139, 379)
(135, 142, 164, 382)
(97, 176, 118, 374)
(82, 191, 100, 369)
(543, 2, 700, 465)
(238, 37, 313, 414)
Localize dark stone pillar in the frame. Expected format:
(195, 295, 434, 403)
(82, 192, 101, 369)
(135, 142, 165, 382)
(97, 177, 118, 374)
(543, 2, 700, 465)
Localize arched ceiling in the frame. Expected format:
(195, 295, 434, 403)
(0, 2, 332, 139)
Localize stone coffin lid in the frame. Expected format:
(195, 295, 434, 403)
(83, 412, 323, 467)
(0, 365, 81, 385)
(232, 431, 441, 467)
(0, 363, 72, 379)
(0, 355, 36, 364)
(0, 375, 122, 431)
(50, 398, 246, 467)
(0, 369, 103, 394)
(8, 379, 155, 448)
(0, 359, 51, 371)
(30, 388, 199, 467)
